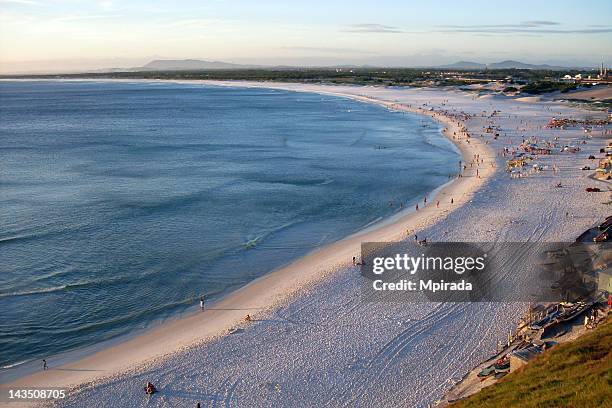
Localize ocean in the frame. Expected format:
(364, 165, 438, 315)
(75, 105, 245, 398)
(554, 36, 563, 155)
(0, 80, 459, 369)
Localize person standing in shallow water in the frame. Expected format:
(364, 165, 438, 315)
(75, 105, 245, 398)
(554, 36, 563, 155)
(42, 359, 47, 371)
(199, 295, 205, 310)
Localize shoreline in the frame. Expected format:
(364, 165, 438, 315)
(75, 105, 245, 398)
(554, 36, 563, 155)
(0, 81, 495, 393)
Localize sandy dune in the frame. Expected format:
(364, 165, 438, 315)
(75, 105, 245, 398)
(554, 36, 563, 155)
(560, 85, 612, 101)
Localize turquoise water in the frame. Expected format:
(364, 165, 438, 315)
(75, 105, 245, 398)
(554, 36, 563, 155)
(0, 81, 459, 369)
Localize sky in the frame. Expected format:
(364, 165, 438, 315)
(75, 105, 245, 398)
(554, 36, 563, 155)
(1, 0, 611, 73)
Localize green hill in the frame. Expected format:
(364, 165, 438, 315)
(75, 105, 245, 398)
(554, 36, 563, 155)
(452, 316, 612, 408)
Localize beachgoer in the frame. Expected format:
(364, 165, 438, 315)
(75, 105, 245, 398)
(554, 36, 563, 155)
(145, 382, 157, 395)
(245, 314, 251, 322)
(352, 256, 357, 266)
(451, 198, 454, 204)
(42, 359, 47, 371)
(436, 201, 440, 208)
(197, 403, 201, 408)
(200, 295, 205, 310)
(415, 203, 419, 211)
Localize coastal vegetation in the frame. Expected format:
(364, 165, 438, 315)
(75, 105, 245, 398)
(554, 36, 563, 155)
(521, 81, 580, 94)
(452, 316, 612, 408)
(2, 67, 593, 89)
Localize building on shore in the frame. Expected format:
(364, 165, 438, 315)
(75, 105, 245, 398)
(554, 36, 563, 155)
(598, 62, 609, 80)
(563, 62, 611, 84)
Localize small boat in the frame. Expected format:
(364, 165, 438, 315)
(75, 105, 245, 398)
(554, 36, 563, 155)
(557, 301, 590, 323)
(529, 309, 561, 330)
(594, 228, 610, 242)
(477, 365, 496, 378)
(494, 358, 510, 371)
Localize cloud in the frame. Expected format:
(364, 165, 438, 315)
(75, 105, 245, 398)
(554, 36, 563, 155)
(281, 46, 377, 54)
(439, 21, 560, 29)
(521, 21, 559, 27)
(343, 23, 403, 33)
(435, 21, 612, 34)
(438, 27, 612, 34)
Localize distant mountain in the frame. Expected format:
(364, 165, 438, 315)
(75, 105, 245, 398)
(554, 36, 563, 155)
(439, 60, 582, 71)
(438, 61, 487, 70)
(486, 60, 568, 70)
(140, 59, 255, 71)
(136, 58, 586, 72)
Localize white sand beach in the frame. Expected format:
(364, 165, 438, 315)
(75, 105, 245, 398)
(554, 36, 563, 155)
(3, 82, 610, 408)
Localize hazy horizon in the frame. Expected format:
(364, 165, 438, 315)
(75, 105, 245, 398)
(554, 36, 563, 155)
(1, 0, 611, 74)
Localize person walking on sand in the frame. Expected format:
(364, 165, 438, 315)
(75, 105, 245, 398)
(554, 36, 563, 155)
(145, 382, 157, 395)
(415, 203, 419, 211)
(451, 198, 454, 204)
(199, 295, 205, 310)
(436, 200, 440, 208)
(42, 359, 47, 371)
